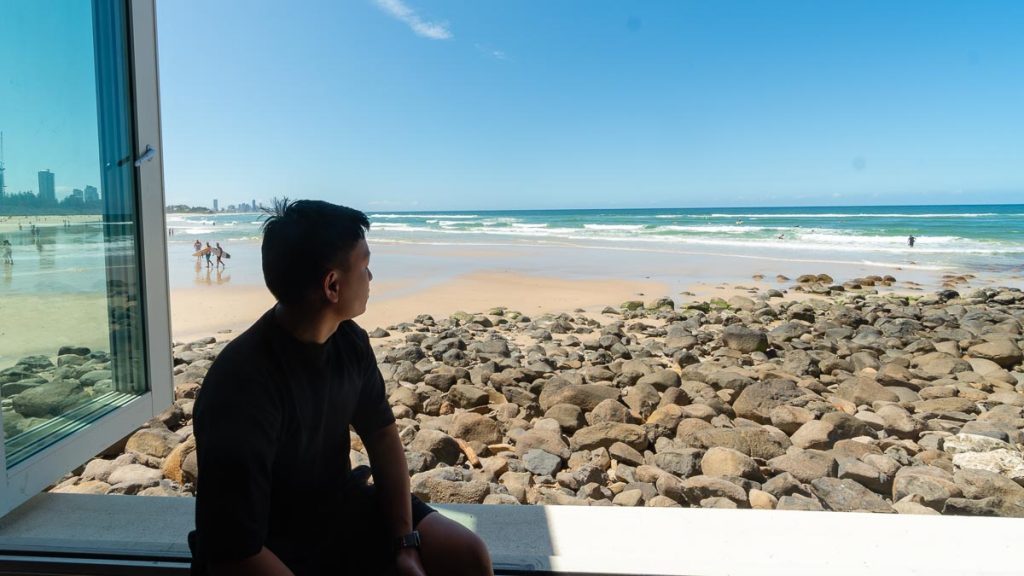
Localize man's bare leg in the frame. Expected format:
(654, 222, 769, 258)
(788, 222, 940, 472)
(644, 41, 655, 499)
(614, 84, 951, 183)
(417, 512, 494, 576)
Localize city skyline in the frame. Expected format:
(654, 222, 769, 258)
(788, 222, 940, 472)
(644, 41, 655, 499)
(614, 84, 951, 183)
(0, 133, 101, 204)
(0, 163, 100, 204)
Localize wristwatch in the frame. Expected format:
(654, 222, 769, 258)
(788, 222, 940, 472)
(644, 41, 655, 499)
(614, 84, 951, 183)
(393, 531, 421, 552)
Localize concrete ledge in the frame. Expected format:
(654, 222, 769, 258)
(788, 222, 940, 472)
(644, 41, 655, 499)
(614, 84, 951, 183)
(0, 494, 1018, 575)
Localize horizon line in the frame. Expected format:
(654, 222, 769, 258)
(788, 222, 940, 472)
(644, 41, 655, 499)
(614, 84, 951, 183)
(163, 201, 1024, 214)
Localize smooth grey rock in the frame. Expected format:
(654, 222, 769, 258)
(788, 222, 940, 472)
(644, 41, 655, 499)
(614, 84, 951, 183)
(523, 449, 563, 476)
(810, 477, 893, 513)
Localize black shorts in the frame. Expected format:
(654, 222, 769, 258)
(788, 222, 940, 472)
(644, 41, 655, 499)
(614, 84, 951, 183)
(336, 465, 437, 574)
(190, 466, 436, 575)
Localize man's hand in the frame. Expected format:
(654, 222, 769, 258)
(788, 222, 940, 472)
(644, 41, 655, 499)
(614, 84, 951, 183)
(395, 548, 427, 576)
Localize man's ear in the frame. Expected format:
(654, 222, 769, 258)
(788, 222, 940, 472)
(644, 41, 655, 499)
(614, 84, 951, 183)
(323, 269, 342, 303)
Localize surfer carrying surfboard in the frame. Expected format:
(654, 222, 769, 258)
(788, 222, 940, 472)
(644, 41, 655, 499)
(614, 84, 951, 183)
(214, 242, 230, 268)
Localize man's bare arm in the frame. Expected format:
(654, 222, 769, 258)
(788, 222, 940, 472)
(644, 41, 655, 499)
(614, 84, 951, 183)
(363, 423, 413, 536)
(363, 423, 425, 575)
(210, 547, 294, 576)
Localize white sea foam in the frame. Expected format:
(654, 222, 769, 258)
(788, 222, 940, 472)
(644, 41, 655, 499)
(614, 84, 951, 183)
(702, 212, 1003, 219)
(582, 224, 645, 231)
(367, 221, 1022, 255)
(369, 213, 479, 219)
(654, 225, 780, 234)
(479, 217, 522, 226)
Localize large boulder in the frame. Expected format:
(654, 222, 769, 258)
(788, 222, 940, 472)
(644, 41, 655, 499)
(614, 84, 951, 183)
(892, 466, 962, 511)
(410, 467, 490, 504)
(767, 450, 836, 483)
(126, 427, 184, 460)
(810, 478, 894, 513)
(636, 370, 682, 392)
(967, 340, 1022, 369)
(539, 384, 620, 412)
(447, 384, 490, 409)
(722, 325, 769, 353)
(570, 422, 648, 452)
(654, 449, 704, 478)
(408, 429, 462, 465)
(449, 413, 502, 445)
(522, 449, 563, 476)
(11, 379, 87, 418)
(544, 404, 587, 433)
(681, 476, 749, 507)
(514, 429, 571, 459)
(162, 436, 197, 484)
(678, 426, 790, 460)
(835, 377, 899, 405)
(700, 447, 760, 480)
(952, 450, 1024, 485)
(950, 468, 1024, 517)
(732, 379, 805, 423)
(911, 352, 971, 378)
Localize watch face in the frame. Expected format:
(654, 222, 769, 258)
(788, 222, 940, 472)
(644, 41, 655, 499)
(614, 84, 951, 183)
(396, 531, 421, 549)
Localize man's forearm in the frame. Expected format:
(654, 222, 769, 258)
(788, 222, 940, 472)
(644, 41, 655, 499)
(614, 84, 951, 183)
(364, 423, 414, 537)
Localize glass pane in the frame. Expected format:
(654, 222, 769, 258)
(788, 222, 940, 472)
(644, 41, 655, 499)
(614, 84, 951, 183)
(0, 0, 147, 469)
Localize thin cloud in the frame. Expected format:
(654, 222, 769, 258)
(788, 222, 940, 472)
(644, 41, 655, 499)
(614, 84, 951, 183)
(474, 43, 510, 61)
(372, 0, 452, 40)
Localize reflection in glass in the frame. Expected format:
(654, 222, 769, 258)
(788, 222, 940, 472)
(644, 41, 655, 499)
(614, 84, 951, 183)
(0, 0, 148, 469)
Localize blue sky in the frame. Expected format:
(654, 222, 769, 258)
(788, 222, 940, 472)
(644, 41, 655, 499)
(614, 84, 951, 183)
(4, 2, 1023, 209)
(0, 1, 100, 198)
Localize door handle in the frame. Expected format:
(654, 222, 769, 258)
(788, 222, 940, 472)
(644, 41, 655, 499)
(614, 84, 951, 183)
(134, 145, 157, 167)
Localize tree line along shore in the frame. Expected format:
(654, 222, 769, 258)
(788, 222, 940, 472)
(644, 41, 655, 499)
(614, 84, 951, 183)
(16, 274, 1024, 517)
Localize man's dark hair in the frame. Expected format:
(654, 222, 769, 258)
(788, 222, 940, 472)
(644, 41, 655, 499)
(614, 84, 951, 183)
(261, 198, 370, 306)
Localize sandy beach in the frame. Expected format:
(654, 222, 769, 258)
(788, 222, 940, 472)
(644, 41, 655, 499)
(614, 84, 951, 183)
(0, 214, 101, 234)
(165, 237, 1020, 344)
(169, 272, 667, 343)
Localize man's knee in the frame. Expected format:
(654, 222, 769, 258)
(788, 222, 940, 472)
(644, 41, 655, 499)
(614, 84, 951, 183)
(463, 531, 492, 574)
(419, 513, 493, 576)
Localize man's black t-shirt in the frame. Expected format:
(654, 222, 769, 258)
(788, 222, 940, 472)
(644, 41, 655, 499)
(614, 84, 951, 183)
(191, 308, 395, 574)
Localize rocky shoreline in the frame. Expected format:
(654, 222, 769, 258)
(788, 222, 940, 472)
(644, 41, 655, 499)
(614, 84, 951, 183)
(42, 278, 1024, 516)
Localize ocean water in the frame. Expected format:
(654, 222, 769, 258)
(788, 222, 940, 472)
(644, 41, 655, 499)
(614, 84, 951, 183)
(3, 205, 1021, 296)
(167, 204, 1024, 273)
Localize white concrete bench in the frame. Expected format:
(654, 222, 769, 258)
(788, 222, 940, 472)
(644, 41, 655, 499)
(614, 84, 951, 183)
(0, 494, 1017, 575)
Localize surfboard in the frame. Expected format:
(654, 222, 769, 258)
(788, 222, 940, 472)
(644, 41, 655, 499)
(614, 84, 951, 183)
(222, 251, 231, 259)
(192, 247, 212, 257)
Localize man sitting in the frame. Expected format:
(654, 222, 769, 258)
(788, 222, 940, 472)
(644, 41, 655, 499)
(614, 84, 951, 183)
(191, 199, 493, 575)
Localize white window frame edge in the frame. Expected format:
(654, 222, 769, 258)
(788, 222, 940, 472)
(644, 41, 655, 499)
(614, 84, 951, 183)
(0, 0, 172, 517)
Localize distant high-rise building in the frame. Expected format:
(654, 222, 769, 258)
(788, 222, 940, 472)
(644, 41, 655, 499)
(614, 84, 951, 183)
(85, 185, 99, 202)
(72, 189, 84, 201)
(252, 198, 257, 211)
(38, 169, 56, 203)
(213, 198, 219, 212)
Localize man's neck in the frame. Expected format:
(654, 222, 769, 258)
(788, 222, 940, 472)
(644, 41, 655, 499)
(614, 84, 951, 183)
(273, 302, 341, 344)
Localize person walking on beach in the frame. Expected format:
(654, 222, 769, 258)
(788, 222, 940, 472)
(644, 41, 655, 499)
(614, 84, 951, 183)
(214, 242, 225, 268)
(190, 199, 492, 576)
(2, 240, 12, 265)
(194, 239, 202, 253)
(908, 235, 916, 248)
(203, 241, 213, 268)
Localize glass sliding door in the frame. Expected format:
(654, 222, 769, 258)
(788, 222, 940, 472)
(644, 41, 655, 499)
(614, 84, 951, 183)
(0, 0, 160, 478)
